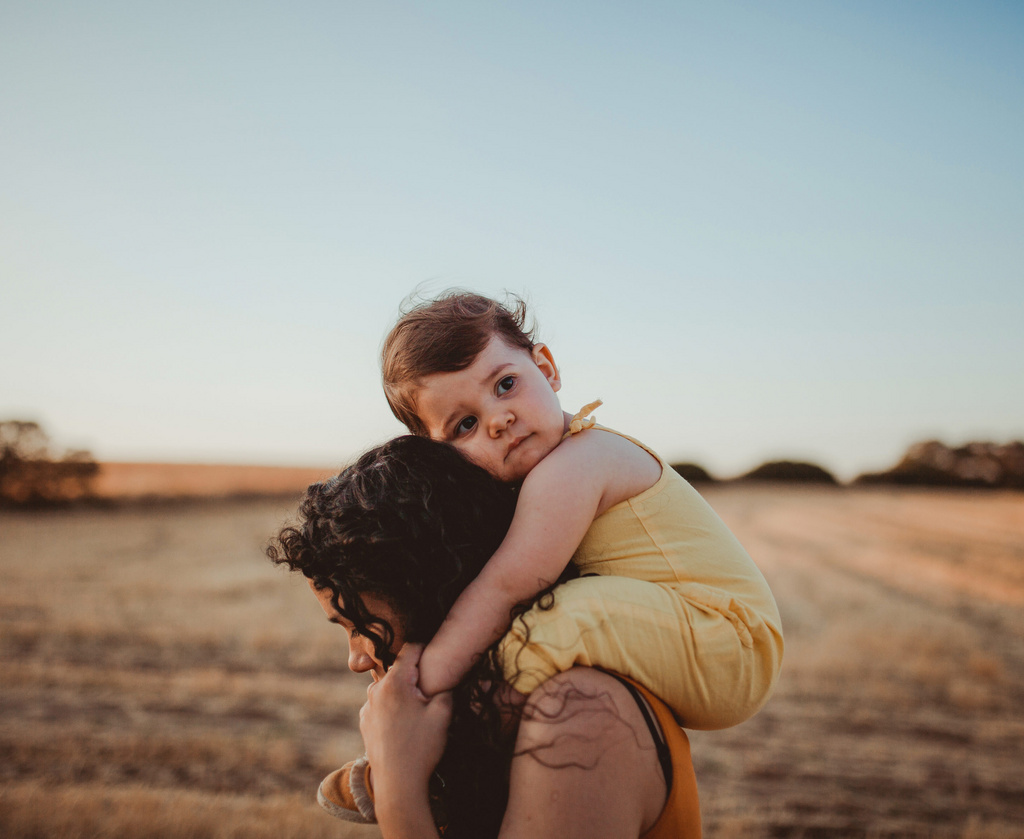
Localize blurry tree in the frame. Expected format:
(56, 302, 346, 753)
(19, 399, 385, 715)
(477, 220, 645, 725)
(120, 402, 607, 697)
(0, 420, 99, 507)
(670, 462, 716, 483)
(740, 460, 838, 485)
(854, 440, 1024, 489)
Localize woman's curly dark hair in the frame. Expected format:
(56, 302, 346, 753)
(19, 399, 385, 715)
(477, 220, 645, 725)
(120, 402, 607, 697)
(267, 435, 575, 838)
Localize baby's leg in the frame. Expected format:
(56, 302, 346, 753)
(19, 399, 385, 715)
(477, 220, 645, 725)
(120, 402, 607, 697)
(499, 575, 779, 730)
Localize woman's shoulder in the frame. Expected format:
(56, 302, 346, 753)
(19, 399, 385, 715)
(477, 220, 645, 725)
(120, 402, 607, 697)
(502, 668, 667, 838)
(519, 666, 634, 720)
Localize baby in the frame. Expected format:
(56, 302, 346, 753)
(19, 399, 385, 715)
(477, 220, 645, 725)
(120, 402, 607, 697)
(318, 290, 783, 822)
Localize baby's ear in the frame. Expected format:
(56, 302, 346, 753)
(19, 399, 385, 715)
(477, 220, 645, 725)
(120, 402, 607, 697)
(532, 344, 561, 392)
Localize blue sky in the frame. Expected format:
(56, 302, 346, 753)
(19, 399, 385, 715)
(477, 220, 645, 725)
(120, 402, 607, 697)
(2, 1, 1022, 479)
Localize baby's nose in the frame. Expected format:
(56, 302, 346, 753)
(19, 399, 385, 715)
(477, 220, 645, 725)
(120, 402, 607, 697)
(488, 411, 513, 436)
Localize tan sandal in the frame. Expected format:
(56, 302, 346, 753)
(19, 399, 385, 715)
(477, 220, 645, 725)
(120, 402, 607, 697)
(317, 755, 376, 823)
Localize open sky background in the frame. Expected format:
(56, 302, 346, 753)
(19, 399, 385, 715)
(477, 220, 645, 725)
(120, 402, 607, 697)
(2, 1, 1022, 480)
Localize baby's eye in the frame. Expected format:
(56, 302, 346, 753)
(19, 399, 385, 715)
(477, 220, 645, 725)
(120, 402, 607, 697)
(497, 375, 515, 395)
(455, 416, 477, 436)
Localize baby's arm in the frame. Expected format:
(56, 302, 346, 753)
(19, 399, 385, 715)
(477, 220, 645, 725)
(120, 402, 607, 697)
(417, 431, 660, 696)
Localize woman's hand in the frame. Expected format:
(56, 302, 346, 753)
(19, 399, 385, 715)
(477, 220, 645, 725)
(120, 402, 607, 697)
(360, 643, 453, 837)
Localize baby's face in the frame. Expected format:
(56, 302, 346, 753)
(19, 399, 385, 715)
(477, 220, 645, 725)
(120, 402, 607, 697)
(414, 335, 567, 483)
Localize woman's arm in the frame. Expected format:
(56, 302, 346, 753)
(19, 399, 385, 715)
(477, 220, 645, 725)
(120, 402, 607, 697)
(360, 644, 451, 839)
(418, 431, 661, 696)
(497, 667, 668, 839)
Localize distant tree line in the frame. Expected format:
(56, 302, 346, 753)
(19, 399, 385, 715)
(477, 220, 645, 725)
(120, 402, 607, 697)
(853, 440, 1024, 489)
(3, 420, 1019, 507)
(0, 421, 98, 507)
(672, 441, 1024, 489)
(671, 460, 839, 485)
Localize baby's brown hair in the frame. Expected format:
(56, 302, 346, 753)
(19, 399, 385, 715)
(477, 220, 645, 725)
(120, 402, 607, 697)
(381, 290, 536, 435)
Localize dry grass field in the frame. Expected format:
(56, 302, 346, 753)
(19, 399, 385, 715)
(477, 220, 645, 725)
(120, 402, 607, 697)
(91, 462, 336, 501)
(2, 476, 1022, 838)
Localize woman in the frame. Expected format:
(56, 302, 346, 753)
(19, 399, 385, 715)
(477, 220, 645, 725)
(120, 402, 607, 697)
(268, 436, 700, 839)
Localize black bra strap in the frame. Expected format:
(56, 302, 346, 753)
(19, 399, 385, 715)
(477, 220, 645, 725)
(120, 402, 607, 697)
(608, 673, 673, 789)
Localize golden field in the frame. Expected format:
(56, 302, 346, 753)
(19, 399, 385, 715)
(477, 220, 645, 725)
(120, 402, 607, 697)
(1, 475, 1022, 838)
(90, 461, 337, 501)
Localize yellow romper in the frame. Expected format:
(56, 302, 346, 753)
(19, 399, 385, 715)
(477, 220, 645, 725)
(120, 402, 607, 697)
(499, 404, 784, 730)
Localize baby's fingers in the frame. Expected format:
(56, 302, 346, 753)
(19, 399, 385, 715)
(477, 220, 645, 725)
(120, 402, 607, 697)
(393, 642, 425, 669)
(391, 642, 429, 698)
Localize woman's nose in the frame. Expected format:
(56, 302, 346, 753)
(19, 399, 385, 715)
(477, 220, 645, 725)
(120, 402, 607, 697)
(348, 642, 376, 674)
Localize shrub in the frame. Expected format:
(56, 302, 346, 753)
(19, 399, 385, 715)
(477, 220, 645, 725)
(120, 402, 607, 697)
(740, 460, 838, 485)
(0, 420, 99, 507)
(670, 462, 716, 483)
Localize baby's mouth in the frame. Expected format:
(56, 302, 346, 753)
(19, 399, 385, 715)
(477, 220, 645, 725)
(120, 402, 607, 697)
(505, 435, 526, 459)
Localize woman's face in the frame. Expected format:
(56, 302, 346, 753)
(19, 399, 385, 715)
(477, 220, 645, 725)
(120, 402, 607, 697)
(309, 580, 406, 681)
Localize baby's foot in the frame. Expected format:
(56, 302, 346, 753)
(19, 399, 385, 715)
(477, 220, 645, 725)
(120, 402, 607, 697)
(317, 755, 375, 823)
